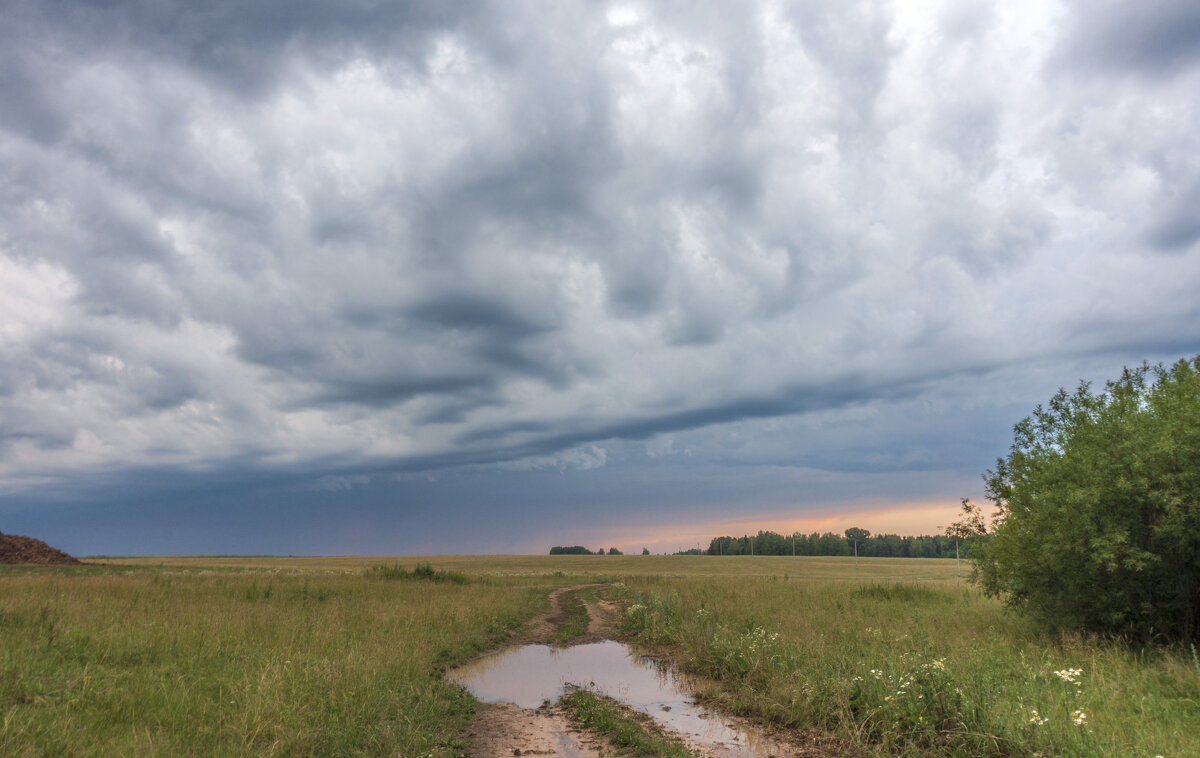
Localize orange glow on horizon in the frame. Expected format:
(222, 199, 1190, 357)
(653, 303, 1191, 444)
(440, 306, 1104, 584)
(599, 501, 968, 554)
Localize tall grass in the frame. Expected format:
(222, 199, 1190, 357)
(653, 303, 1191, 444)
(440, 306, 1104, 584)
(0, 565, 539, 756)
(7, 556, 1196, 755)
(560, 688, 695, 757)
(617, 575, 1200, 756)
(550, 587, 594, 647)
(370, 562, 469, 583)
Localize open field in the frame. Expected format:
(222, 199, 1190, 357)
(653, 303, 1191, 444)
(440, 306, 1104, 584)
(3, 555, 1198, 756)
(618, 573, 1200, 756)
(101, 553, 965, 582)
(0, 560, 554, 756)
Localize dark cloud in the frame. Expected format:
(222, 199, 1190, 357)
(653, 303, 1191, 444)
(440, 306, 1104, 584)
(2, 0, 1200, 553)
(12, 0, 475, 95)
(1054, 0, 1200, 77)
(405, 293, 550, 337)
(784, 0, 897, 135)
(0, 51, 68, 144)
(315, 373, 495, 409)
(1148, 178, 1200, 252)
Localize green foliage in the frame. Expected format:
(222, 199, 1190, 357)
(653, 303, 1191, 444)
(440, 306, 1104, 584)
(619, 574, 1199, 756)
(852, 583, 948, 604)
(706, 531, 961, 558)
(550, 587, 593, 647)
(977, 356, 1200, 643)
(560, 688, 696, 757)
(371, 562, 468, 584)
(0, 565, 537, 756)
(550, 545, 594, 555)
(845, 527, 870, 556)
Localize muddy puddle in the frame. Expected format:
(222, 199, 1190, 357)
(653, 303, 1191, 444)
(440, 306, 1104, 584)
(449, 640, 778, 757)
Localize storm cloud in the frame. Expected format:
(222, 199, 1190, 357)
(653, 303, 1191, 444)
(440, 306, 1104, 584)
(2, 0, 1199, 554)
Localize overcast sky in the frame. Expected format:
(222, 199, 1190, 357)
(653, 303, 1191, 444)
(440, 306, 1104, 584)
(3, 0, 1199, 556)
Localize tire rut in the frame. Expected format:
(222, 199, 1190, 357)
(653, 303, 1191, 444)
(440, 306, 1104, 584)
(459, 584, 842, 757)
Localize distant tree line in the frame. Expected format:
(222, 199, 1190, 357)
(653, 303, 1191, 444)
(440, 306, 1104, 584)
(700, 530, 973, 558)
(548, 546, 623, 555)
(549, 531, 974, 559)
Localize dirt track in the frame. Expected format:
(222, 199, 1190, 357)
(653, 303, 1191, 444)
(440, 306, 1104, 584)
(463, 584, 615, 757)
(459, 584, 841, 758)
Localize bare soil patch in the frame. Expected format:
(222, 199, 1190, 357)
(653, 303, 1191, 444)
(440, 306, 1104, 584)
(581, 591, 622, 641)
(510, 584, 607, 646)
(0, 531, 81, 565)
(466, 701, 606, 757)
(466, 584, 608, 757)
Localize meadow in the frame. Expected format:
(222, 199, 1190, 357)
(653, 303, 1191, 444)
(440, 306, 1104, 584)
(2, 555, 1197, 756)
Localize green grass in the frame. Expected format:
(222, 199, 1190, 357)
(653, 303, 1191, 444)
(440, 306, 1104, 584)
(99, 553, 963, 581)
(0, 563, 548, 756)
(5, 555, 1197, 756)
(550, 586, 594, 647)
(615, 574, 1200, 757)
(560, 687, 696, 757)
(370, 561, 469, 584)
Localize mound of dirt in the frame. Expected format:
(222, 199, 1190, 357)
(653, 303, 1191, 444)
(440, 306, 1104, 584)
(0, 531, 82, 565)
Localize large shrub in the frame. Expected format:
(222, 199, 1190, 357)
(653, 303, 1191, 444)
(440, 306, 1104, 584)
(976, 356, 1200, 643)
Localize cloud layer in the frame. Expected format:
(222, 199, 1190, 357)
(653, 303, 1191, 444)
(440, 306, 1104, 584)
(2, 0, 1199, 553)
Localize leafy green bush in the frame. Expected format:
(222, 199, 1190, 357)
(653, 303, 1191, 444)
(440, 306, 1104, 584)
(977, 356, 1200, 643)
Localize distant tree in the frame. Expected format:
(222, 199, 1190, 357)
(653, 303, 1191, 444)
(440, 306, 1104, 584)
(607, 547, 622, 555)
(845, 527, 870, 565)
(642, 547, 650, 555)
(943, 498, 988, 575)
(549, 546, 592, 555)
(976, 357, 1200, 643)
(708, 536, 741, 555)
(753, 530, 787, 555)
(817, 532, 850, 556)
(910, 536, 936, 558)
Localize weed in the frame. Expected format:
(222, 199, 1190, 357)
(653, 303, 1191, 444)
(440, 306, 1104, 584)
(551, 588, 592, 646)
(370, 562, 468, 584)
(561, 687, 696, 757)
(619, 572, 1199, 757)
(853, 583, 946, 603)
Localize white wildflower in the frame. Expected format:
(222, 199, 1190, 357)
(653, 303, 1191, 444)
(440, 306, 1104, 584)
(1053, 667, 1083, 683)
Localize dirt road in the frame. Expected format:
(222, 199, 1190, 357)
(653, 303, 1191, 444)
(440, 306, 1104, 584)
(462, 584, 615, 757)
(457, 584, 841, 758)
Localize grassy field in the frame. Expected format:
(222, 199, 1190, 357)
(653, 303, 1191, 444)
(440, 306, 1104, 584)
(0, 561, 554, 756)
(616, 572, 1200, 757)
(101, 553, 965, 581)
(3, 555, 1197, 756)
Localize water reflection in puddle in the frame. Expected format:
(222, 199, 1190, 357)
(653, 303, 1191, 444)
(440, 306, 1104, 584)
(449, 640, 777, 757)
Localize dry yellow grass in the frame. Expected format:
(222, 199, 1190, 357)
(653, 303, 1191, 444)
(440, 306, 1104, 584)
(101, 553, 964, 582)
